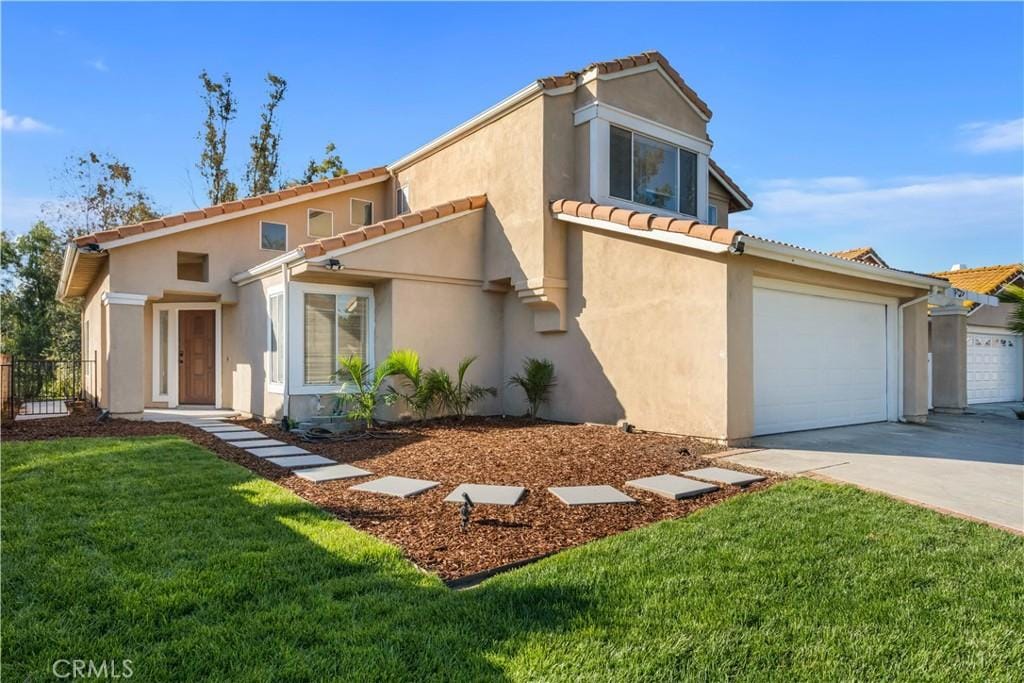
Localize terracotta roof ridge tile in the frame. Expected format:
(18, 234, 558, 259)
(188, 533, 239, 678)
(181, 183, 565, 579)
(550, 198, 742, 246)
(299, 195, 487, 258)
(72, 166, 389, 247)
(537, 50, 712, 120)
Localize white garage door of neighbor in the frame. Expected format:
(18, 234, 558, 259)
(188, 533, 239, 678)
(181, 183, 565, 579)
(967, 332, 1023, 404)
(753, 287, 889, 436)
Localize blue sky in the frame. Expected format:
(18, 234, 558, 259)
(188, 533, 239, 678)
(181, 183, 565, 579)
(2, 2, 1022, 272)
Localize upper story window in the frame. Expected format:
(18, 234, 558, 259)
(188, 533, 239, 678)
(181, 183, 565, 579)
(610, 125, 698, 217)
(307, 209, 333, 238)
(707, 204, 719, 226)
(176, 251, 209, 282)
(260, 221, 287, 251)
(396, 185, 410, 215)
(350, 199, 373, 227)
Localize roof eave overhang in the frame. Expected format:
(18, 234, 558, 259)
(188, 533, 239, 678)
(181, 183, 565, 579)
(738, 236, 947, 290)
(709, 165, 753, 212)
(91, 173, 390, 251)
(554, 211, 734, 255)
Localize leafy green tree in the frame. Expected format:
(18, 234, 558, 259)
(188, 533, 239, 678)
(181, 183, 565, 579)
(424, 356, 496, 421)
(245, 73, 287, 196)
(50, 152, 158, 239)
(997, 284, 1024, 335)
(507, 357, 556, 419)
(334, 355, 399, 429)
(1, 222, 80, 358)
(297, 142, 348, 185)
(197, 70, 239, 205)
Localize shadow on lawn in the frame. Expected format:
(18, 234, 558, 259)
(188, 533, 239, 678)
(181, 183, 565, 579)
(2, 437, 591, 682)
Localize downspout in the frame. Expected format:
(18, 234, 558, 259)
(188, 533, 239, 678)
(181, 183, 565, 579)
(281, 262, 291, 425)
(896, 291, 933, 423)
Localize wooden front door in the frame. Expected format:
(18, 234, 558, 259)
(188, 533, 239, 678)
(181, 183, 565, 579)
(179, 309, 215, 405)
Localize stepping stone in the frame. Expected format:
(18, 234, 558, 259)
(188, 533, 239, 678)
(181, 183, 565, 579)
(245, 445, 310, 458)
(267, 455, 335, 468)
(233, 438, 285, 449)
(444, 484, 526, 506)
(294, 464, 373, 482)
(547, 485, 635, 506)
(215, 430, 269, 441)
(350, 476, 439, 498)
(626, 475, 718, 500)
(200, 424, 248, 432)
(683, 467, 766, 487)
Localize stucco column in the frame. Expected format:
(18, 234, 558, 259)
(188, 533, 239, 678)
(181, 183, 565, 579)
(901, 299, 929, 423)
(930, 306, 968, 414)
(102, 292, 148, 417)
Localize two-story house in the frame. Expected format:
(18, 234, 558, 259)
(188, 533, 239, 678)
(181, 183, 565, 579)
(59, 51, 948, 442)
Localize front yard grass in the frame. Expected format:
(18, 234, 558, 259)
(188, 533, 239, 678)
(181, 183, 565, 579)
(3, 436, 1022, 681)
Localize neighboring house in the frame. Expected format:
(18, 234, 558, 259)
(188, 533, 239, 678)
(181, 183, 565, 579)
(59, 51, 952, 442)
(831, 246, 889, 269)
(929, 263, 1024, 404)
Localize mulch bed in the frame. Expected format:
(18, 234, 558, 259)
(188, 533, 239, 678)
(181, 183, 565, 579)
(4, 410, 780, 580)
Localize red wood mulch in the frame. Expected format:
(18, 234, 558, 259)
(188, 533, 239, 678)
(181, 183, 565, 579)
(4, 410, 779, 581)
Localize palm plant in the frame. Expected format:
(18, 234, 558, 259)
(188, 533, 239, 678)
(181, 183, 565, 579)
(507, 357, 556, 419)
(334, 355, 399, 430)
(385, 348, 436, 420)
(424, 356, 496, 421)
(997, 283, 1024, 335)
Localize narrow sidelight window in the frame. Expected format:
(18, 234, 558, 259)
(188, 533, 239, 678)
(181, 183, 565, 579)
(268, 292, 284, 385)
(397, 185, 410, 215)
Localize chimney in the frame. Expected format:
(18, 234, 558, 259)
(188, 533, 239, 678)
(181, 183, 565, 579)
(950, 263, 968, 271)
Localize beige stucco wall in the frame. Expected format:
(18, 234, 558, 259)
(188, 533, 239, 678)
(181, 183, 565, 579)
(502, 223, 732, 438)
(105, 301, 145, 416)
(969, 300, 1017, 329)
(588, 69, 709, 141)
(393, 96, 546, 286)
(902, 300, 930, 421)
(929, 309, 968, 412)
(108, 181, 387, 302)
(230, 273, 284, 420)
(81, 261, 110, 407)
(708, 176, 732, 227)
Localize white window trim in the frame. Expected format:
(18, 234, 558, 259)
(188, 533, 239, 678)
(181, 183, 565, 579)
(288, 281, 375, 395)
(306, 208, 334, 239)
(151, 302, 222, 408)
(266, 285, 285, 394)
(583, 106, 710, 223)
(259, 220, 288, 253)
(350, 198, 374, 227)
(397, 184, 410, 215)
(708, 204, 719, 226)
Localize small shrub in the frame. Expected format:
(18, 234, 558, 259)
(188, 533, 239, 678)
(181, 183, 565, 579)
(385, 348, 436, 420)
(334, 355, 399, 429)
(424, 356, 496, 421)
(507, 357, 556, 419)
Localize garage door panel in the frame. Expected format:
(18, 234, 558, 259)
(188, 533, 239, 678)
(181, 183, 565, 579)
(754, 288, 888, 435)
(967, 332, 1023, 404)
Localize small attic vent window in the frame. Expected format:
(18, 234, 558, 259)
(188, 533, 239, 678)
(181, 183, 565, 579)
(177, 252, 209, 282)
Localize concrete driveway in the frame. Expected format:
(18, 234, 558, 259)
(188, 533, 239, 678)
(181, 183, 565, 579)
(725, 402, 1024, 532)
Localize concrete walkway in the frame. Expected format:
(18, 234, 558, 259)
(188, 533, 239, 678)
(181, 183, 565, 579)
(725, 403, 1024, 532)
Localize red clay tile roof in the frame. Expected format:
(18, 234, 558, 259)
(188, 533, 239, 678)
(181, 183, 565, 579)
(537, 51, 713, 120)
(550, 199, 741, 246)
(73, 167, 389, 247)
(300, 196, 487, 258)
(708, 158, 753, 211)
(830, 246, 889, 268)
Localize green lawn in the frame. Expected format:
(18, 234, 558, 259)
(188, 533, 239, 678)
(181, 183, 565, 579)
(3, 436, 1022, 681)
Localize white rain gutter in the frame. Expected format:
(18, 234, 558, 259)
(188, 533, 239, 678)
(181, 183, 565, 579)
(231, 248, 305, 285)
(555, 212, 732, 254)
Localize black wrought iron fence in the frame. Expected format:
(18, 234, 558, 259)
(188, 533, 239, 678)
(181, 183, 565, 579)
(1, 356, 97, 419)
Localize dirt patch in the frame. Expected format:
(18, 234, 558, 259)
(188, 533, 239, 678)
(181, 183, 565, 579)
(5, 412, 779, 580)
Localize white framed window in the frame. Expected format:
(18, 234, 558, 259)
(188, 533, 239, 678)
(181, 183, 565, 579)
(350, 198, 373, 227)
(157, 310, 169, 396)
(397, 185, 410, 215)
(288, 282, 374, 394)
(260, 221, 287, 252)
(267, 288, 285, 391)
(708, 204, 719, 226)
(610, 125, 699, 217)
(307, 209, 333, 238)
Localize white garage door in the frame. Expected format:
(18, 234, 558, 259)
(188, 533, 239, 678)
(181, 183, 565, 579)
(754, 287, 889, 435)
(967, 332, 1023, 404)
